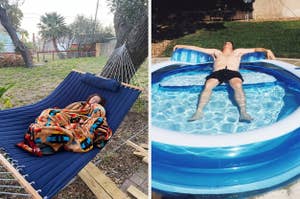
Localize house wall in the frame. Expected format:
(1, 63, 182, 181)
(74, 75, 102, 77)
(253, 0, 300, 19)
(0, 24, 15, 52)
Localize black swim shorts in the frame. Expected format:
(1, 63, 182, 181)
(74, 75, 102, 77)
(206, 68, 244, 84)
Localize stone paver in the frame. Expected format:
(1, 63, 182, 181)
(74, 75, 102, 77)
(141, 179, 148, 193)
(130, 173, 145, 185)
(252, 179, 300, 199)
(277, 58, 300, 66)
(151, 57, 169, 64)
(120, 163, 148, 196)
(120, 179, 136, 191)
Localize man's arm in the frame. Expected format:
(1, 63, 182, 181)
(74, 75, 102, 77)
(173, 44, 221, 56)
(235, 48, 276, 59)
(255, 48, 276, 59)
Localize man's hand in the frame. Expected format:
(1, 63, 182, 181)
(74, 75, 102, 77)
(173, 45, 182, 51)
(255, 48, 276, 60)
(266, 50, 276, 60)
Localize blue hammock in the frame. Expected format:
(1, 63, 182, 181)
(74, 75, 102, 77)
(0, 70, 141, 198)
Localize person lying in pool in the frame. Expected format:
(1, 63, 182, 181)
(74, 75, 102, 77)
(17, 94, 112, 156)
(173, 41, 276, 122)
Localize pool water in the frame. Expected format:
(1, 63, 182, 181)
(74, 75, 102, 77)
(152, 64, 300, 135)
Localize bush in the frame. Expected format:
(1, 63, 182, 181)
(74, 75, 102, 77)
(0, 53, 25, 67)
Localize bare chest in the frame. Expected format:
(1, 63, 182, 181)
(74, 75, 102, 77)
(214, 53, 241, 70)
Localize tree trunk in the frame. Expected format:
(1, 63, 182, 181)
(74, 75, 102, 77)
(113, 11, 132, 49)
(100, 13, 148, 82)
(52, 37, 65, 59)
(52, 37, 59, 52)
(0, 6, 33, 67)
(126, 14, 148, 70)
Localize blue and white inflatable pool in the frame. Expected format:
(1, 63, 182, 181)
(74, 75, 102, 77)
(151, 49, 300, 196)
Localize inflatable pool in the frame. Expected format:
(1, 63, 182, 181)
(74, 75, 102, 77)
(151, 49, 300, 195)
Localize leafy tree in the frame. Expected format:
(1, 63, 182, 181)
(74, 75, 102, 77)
(100, 0, 148, 82)
(107, 0, 147, 47)
(67, 15, 114, 51)
(0, 0, 23, 30)
(38, 12, 68, 52)
(0, 1, 33, 67)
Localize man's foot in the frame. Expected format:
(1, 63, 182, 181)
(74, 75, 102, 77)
(239, 112, 253, 123)
(188, 112, 203, 122)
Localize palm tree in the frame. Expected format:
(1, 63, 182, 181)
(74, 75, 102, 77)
(38, 12, 67, 52)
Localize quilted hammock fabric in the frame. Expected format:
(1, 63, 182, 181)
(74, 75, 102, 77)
(0, 71, 141, 198)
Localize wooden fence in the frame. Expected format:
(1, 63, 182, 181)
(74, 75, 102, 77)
(1, 40, 117, 64)
(36, 50, 96, 62)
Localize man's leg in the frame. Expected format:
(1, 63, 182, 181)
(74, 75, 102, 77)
(229, 78, 253, 122)
(188, 78, 219, 121)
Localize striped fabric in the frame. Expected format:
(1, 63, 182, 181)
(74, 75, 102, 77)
(0, 71, 141, 198)
(171, 48, 214, 64)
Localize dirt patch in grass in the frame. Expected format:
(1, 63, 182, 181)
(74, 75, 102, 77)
(97, 111, 148, 185)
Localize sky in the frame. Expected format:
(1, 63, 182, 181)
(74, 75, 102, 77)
(20, 0, 114, 39)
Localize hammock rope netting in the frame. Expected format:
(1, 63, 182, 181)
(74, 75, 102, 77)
(101, 44, 142, 86)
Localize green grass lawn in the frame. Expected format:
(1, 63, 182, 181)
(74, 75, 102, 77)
(163, 20, 300, 58)
(0, 56, 148, 113)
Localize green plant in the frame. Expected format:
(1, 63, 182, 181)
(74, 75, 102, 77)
(132, 97, 147, 113)
(0, 84, 13, 109)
